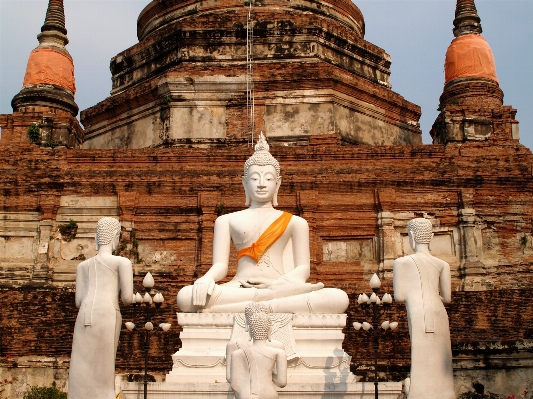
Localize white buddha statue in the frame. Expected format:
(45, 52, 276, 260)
(177, 134, 348, 314)
(393, 218, 454, 399)
(68, 217, 133, 399)
(227, 302, 287, 399)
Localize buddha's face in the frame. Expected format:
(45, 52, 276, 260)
(243, 164, 280, 204)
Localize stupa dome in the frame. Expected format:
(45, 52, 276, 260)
(136, 0, 365, 42)
(11, 0, 78, 116)
(22, 0, 75, 93)
(81, 0, 423, 148)
(444, 34, 498, 84)
(23, 48, 76, 93)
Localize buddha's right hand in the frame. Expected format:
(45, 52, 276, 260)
(268, 282, 324, 297)
(193, 276, 216, 306)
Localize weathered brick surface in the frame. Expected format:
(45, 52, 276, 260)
(0, 108, 83, 148)
(0, 138, 531, 286)
(348, 288, 533, 379)
(1, 287, 532, 380)
(136, 0, 366, 47)
(80, 0, 422, 147)
(82, 60, 419, 136)
(0, 132, 532, 381)
(0, 279, 180, 374)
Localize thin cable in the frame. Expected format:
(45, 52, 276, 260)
(246, 0, 255, 146)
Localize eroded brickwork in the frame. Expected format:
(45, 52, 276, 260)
(0, 108, 83, 148)
(0, 137, 531, 289)
(1, 288, 532, 385)
(0, 134, 532, 393)
(80, 0, 422, 147)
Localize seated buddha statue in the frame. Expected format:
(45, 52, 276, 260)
(176, 134, 348, 314)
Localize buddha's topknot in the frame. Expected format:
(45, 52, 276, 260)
(243, 133, 280, 178)
(245, 302, 269, 321)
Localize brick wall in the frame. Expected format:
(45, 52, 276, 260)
(0, 135, 532, 384)
(1, 286, 532, 380)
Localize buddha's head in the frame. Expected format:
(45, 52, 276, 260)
(244, 302, 271, 341)
(95, 217, 121, 251)
(242, 133, 281, 206)
(245, 302, 270, 320)
(247, 308, 272, 341)
(407, 218, 433, 250)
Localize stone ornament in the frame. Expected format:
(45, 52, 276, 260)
(393, 218, 454, 399)
(68, 217, 133, 399)
(226, 303, 287, 399)
(176, 133, 348, 314)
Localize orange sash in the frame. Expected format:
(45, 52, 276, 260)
(237, 212, 292, 262)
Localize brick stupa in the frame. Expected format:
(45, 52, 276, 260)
(0, 0, 531, 395)
(80, 0, 422, 148)
(8, 0, 83, 147)
(431, 0, 519, 144)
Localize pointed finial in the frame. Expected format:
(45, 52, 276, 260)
(41, 0, 67, 35)
(254, 132, 270, 153)
(453, 0, 482, 37)
(11, 0, 78, 118)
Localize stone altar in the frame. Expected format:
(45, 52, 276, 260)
(120, 311, 402, 398)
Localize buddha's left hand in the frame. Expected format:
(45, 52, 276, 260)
(238, 277, 276, 289)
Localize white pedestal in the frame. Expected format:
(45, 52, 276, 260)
(121, 313, 403, 398)
(166, 313, 232, 383)
(167, 313, 354, 384)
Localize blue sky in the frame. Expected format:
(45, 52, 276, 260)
(1, 0, 531, 149)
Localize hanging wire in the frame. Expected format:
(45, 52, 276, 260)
(246, 0, 255, 146)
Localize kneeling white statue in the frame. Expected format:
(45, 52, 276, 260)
(177, 134, 348, 314)
(227, 302, 287, 399)
(393, 218, 454, 399)
(68, 217, 133, 399)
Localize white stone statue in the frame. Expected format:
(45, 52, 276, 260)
(68, 217, 133, 399)
(227, 302, 287, 399)
(393, 218, 454, 399)
(177, 133, 348, 314)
